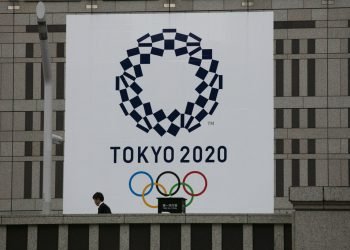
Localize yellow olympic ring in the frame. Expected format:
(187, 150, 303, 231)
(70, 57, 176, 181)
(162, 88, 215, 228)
(142, 182, 167, 208)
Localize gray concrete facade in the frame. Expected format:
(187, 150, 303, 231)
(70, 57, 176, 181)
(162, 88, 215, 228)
(0, 0, 349, 215)
(290, 186, 350, 250)
(0, 0, 350, 249)
(0, 0, 350, 214)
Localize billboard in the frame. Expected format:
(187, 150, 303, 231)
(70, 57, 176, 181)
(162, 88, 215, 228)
(64, 12, 273, 213)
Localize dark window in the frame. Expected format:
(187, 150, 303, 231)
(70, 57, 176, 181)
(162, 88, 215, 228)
(348, 59, 350, 96)
(99, 225, 120, 250)
(276, 40, 284, 54)
(291, 139, 300, 154)
(253, 224, 274, 250)
(56, 144, 64, 156)
(307, 39, 315, 54)
(308, 159, 316, 186)
(292, 109, 300, 128)
(276, 159, 284, 197)
(292, 159, 300, 187)
(276, 59, 284, 97)
(25, 141, 32, 156)
(6, 226, 28, 250)
(191, 224, 212, 250)
(292, 39, 299, 54)
(274, 21, 315, 29)
(24, 161, 32, 199)
(40, 141, 43, 156)
(55, 161, 64, 198)
(308, 109, 316, 128)
(56, 62, 65, 99)
(160, 224, 181, 250)
(26, 43, 33, 58)
(284, 224, 292, 250)
(25, 111, 33, 131)
(291, 60, 299, 96)
(222, 224, 243, 250)
(276, 109, 284, 128)
(57, 43, 65, 58)
(56, 111, 64, 131)
(307, 59, 315, 96)
(68, 225, 89, 250)
(275, 139, 284, 154)
(38, 225, 59, 250)
(308, 139, 316, 154)
(40, 161, 43, 198)
(348, 160, 350, 186)
(25, 63, 33, 99)
(26, 24, 67, 32)
(129, 224, 150, 250)
(40, 111, 44, 130)
(41, 65, 44, 99)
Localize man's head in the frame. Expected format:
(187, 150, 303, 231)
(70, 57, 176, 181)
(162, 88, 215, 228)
(92, 192, 104, 206)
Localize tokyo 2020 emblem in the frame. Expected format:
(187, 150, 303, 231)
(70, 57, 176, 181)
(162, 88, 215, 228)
(115, 29, 223, 137)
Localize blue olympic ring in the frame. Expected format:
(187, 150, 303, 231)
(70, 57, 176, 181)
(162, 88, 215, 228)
(128, 171, 154, 197)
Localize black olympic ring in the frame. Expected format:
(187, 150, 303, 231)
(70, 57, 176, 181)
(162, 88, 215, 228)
(155, 171, 181, 197)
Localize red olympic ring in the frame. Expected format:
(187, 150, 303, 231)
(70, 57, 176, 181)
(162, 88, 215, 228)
(182, 171, 208, 197)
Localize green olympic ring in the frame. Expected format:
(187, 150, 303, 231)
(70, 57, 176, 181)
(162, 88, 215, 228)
(169, 182, 194, 207)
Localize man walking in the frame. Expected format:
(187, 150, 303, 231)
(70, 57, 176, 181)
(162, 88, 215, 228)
(92, 192, 112, 214)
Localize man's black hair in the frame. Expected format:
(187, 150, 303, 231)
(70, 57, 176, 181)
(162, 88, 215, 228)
(92, 192, 104, 201)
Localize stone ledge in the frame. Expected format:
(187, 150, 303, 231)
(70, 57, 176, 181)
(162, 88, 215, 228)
(0, 213, 291, 225)
(290, 187, 350, 210)
(289, 187, 324, 202)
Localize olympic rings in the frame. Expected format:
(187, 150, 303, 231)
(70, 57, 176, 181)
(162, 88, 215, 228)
(129, 171, 154, 197)
(169, 182, 194, 207)
(182, 171, 208, 197)
(156, 171, 181, 197)
(129, 170, 208, 208)
(142, 182, 167, 209)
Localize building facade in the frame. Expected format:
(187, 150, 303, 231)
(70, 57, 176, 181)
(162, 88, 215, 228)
(0, 0, 349, 249)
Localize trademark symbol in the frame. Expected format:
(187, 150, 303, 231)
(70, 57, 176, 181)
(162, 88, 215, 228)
(208, 121, 215, 126)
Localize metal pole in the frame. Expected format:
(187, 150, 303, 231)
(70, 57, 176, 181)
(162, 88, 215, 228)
(36, 1, 53, 214)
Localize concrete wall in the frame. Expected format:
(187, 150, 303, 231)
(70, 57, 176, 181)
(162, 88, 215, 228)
(0, 214, 292, 250)
(290, 186, 350, 250)
(0, 0, 349, 214)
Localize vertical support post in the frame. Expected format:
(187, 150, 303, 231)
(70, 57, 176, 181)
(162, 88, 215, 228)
(150, 224, 160, 250)
(243, 224, 253, 250)
(212, 224, 222, 250)
(58, 225, 69, 250)
(36, 1, 53, 214)
(181, 224, 191, 250)
(89, 225, 99, 250)
(27, 225, 38, 250)
(120, 225, 129, 250)
(0, 226, 6, 250)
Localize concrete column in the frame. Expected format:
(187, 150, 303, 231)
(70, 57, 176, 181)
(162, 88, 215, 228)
(58, 225, 68, 250)
(150, 224, 160, 250)
(28, 225, 38, 250)
(290, 187, 350, 250)
(0, 226, 6, 250)
(243, 224, 253, 250)
(89, 225, 99, 250)
(181, 224, 191, 250)
(120, 224, 129, 250)
(212, 224, 221, 250)
(274, 224, 284, 250)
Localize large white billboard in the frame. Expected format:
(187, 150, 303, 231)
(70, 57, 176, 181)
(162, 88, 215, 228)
(64, 12, 273, 214)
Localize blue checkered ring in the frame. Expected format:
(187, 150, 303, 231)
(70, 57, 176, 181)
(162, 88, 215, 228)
(115, 29, 223, 137)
